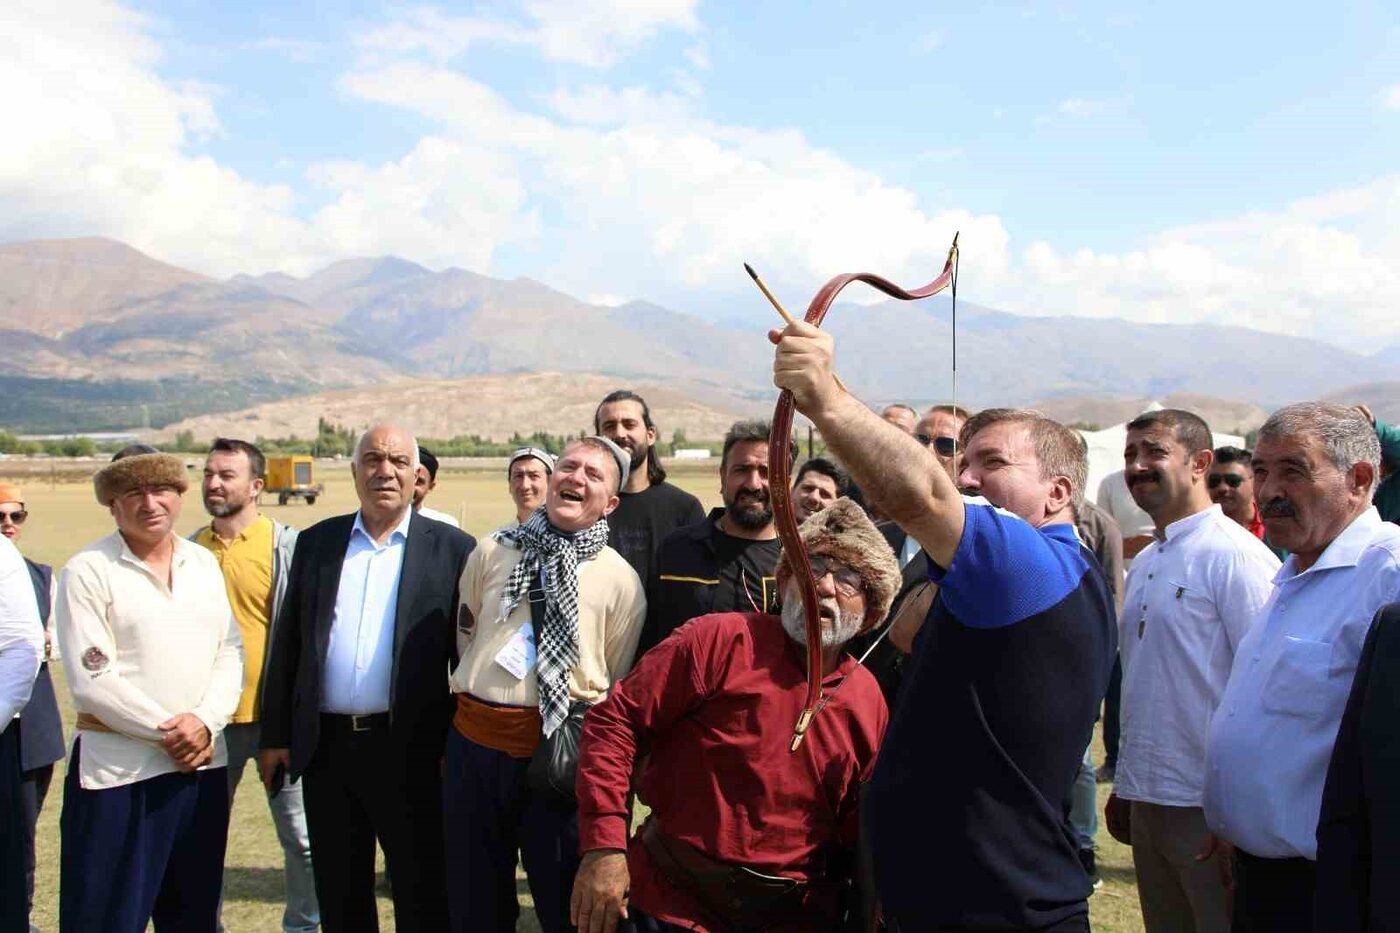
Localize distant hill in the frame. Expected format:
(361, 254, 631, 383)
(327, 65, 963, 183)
(1025, 393, 1270, 435)
(0, 237, 207, 338)
(146, 372, 752, 444)
(2, 236, 1395, 433)
(1324, 381, 1400, 426)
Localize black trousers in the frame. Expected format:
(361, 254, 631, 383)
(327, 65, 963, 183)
(1232, 850, 1316, 933)
(1101, 655, 1122, 769)
(1, 722, 26, 933)
(21, 763, 55, 913)
(301, 715, 447, 933)
(442, 728, 580, 933)
(886, 913, 1090, 932)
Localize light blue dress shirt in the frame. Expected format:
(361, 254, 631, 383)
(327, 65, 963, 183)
(320, 509, 412, 715)
(1204, 508, 1400, 859)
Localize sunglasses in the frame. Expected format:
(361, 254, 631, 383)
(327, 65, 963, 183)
(0, 509, 27, 525)
(915, 434, 958, 458)
(806, 555, 865, 598)
(1207, 474, 1246, 490)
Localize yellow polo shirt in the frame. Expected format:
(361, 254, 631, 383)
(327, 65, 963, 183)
(195, 515, 274, 724)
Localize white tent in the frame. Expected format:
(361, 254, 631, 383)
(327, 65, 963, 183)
(1079, 402, 1246, 505)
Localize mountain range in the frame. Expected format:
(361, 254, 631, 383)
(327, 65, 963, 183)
(2, 236, 1398, 434)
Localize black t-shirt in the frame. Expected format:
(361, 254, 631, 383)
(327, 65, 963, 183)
(607, 481, 704, 586)
(709, 531, 783, 615)
(640, 509, 783, 656)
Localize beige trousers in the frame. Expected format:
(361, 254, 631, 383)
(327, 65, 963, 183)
(1129, 801, 1231, 933)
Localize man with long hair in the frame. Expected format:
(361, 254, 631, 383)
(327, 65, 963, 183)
(594, 390, 703, 586)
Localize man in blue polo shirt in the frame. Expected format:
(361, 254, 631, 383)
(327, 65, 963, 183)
(773, 322, 1116, 931)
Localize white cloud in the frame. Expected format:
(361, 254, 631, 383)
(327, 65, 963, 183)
(2, 0, 1397, 355)
(355, 0, 698, 68)
(1381, 84, 1400, 110)
(246, 36, 326, 64)
(1034, 97, 1107, 125)
(916, 30, 944, 53)
(1001, 176, 1400, 349)
(684, 41, 709, 70)
(335, 59, 1011, 306)
(0, 0, 317, 276)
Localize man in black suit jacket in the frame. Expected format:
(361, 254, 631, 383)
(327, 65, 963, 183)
(1315, 601, 1400, 932)
(0, 485, 66, 926)
(259, 425, 475, 933)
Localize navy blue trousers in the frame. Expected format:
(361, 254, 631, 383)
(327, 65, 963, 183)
(60, 738, 229, 933)
(1, 722, 26, 933)
(622, 908, 686, 932)
(442, 728, 581, 933)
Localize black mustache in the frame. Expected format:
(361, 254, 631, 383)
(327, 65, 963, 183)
(1260, 498, 1297, 519)
(1127, 471, 1162, 487)
(735, 489, 769, 503)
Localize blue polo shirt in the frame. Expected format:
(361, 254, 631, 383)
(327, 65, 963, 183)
(870, 503, 1116, 930)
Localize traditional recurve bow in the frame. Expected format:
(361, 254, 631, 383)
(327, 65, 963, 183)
(757, 232, 960, 751)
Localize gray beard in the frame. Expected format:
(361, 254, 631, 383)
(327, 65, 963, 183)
(781, 596, 863, 649)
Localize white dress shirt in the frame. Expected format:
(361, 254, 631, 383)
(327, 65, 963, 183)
(1204, 507, 1400, 859)
(321, 509, 411, 715)
(417, 505, 461, 529)
(0, 536, 43, 723)
(1116, 506, 1279, 807)
(56, 532, 244, 789)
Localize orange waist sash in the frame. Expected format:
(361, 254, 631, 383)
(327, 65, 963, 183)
(453, 693, 541, 759)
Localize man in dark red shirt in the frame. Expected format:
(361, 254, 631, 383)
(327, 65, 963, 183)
(571, 499, 899, 933)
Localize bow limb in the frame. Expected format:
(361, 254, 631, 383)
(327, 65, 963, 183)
(772, 233, 959, 752)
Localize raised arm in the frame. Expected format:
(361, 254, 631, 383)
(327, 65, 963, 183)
(771, 321, 965, 568)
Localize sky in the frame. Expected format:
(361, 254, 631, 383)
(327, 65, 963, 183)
(3, 0, 1398, 351)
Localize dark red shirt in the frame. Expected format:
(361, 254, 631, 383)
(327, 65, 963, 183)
(577, 612, 887, 929)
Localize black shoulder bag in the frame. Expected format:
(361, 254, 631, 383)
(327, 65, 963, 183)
(525, 570, 589, 804)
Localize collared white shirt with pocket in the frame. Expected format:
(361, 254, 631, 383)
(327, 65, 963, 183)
(1204, 508, 1400, 859)
(1116, 506, 1279, 808)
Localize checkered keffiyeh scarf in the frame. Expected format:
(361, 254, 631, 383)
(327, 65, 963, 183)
(498, 508, 610, 737)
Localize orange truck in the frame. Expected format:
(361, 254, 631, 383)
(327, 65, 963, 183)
(264, 455, 323, 505)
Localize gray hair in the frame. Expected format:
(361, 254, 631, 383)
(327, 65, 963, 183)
(352, 426, 420, 471)
(1257, 402, 1380, 494)
(564, 436, 629, 494)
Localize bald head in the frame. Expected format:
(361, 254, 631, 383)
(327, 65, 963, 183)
(351, 424, 419, 528)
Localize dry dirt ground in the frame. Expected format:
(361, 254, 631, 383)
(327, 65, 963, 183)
(7, 460, 1145, 932)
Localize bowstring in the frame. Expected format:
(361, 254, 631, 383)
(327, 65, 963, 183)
(950, 242, 959, 464)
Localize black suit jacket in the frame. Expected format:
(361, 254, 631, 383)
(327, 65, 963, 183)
(19, 560, 65, 771)
(1315, 601, 1400, 932)
(259, 511, 475, 777)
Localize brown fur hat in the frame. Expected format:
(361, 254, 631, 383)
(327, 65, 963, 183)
(778, 497, 901, 624)
(93, 453, 189, 506)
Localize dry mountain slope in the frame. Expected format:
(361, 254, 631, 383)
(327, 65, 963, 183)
(147, 372, 753, 444)
(0, 237, 208, 338)
(3, 236, 1397, 434)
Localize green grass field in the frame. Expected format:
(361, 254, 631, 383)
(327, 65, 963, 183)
(7, 460, 1145, 931)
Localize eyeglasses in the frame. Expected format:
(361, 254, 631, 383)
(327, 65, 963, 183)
(0, 510, 27, 525)
(1207, 474, 1246, 490)
(806, 555, 864, 598)
(915, 434, 958, 458)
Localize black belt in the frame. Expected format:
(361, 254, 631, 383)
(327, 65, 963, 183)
(320, 712, 389, 733)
